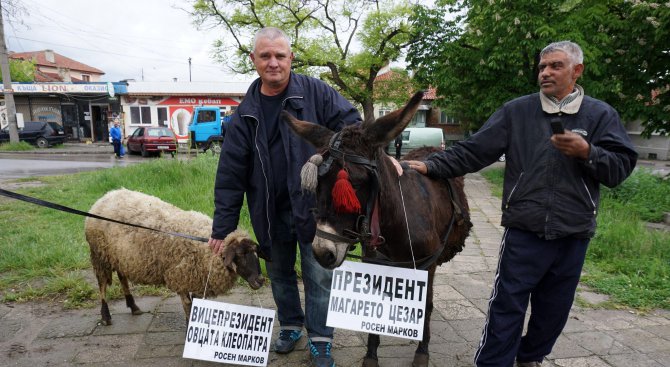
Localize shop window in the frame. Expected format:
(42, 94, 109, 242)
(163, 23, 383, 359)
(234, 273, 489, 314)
(130, 106, 151, 125)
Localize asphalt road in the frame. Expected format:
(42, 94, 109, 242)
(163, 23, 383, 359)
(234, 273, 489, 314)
(0, 154, 143, 181)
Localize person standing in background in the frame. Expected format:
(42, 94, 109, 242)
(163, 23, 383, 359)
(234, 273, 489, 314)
(394, 133, 403, 159)
(109, 121, 122, 158)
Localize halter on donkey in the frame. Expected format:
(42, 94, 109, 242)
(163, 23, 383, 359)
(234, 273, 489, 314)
(283, 91, 472, 367)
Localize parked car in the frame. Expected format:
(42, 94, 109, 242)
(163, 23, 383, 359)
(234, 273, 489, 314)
(0, 121, 66, 148)
(126, 127, 177, 157)
(387, 127, 445, 157)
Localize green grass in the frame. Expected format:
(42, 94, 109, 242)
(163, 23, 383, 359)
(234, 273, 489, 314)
(480, 167, 670, 310)
(0, 141, 35, 151)
(0, 154, 253, 306)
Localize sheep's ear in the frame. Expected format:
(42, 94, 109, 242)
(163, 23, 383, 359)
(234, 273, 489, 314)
(221, 246, 237, 271)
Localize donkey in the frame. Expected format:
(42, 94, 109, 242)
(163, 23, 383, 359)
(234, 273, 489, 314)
(282, 91, 472, 367)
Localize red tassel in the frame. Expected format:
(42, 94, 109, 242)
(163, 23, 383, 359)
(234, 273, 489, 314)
(332, 169, 361, 214)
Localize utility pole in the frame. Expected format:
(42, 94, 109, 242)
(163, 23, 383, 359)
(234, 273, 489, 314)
(188, 57, 191, 82)
(0, 1, 19, 143)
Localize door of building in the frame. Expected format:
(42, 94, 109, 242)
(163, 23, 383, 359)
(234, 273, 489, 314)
(91, 105, 109, 142)
(61, 104, 79, 140)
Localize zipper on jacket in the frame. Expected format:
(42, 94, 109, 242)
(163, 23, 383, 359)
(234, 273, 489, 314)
(244, 114, 274, 244)
(581, 178, 597, 215)
(505, 172, 524, 209)
(282, 95, 303, 108)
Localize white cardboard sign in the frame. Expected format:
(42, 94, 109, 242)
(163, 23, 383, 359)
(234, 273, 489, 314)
(326, 260, 428, 341)
(182, 298, 275, 366)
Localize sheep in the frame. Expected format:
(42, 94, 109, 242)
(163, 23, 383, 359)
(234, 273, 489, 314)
(84, 188, 264, 325)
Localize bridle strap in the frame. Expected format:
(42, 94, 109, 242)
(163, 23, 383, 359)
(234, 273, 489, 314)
(345, 177, 461, 270)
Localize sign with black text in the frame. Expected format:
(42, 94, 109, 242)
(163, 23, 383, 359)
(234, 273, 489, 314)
(326, 261, 428, 341)
(182, 298, 275, 366)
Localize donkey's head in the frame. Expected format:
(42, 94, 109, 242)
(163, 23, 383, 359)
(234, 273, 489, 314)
(282, 91, 424, 269)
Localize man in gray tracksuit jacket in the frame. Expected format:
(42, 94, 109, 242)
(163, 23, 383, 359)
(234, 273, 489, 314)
(406, 41, 637, 366)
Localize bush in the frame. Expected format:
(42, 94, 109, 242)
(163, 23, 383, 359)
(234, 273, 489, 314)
(602, 168, 670, 222)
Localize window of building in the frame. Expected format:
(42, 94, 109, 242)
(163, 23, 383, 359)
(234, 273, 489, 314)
(378, 106, 392, 117)
(82, 74, 90, 82)
(157, 107, 168, 127)
(440, 111, 459, 125)
(409, 111, 426, 127)
(130, 106, 151, 125)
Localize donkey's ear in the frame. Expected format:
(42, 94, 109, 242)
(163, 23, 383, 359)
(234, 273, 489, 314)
(363, 91, 424, 146)
(282, 111, 334, 149)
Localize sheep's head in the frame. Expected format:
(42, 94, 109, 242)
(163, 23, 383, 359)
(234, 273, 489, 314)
(221, 233, 265, 290)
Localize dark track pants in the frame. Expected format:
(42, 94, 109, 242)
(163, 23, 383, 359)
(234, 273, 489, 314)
(474, 228, 589, 367)
(112, 139, 121, 157)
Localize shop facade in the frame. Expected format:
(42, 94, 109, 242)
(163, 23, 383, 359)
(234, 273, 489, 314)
(5, 82, 127, 142)
(122, 81, 250, 143)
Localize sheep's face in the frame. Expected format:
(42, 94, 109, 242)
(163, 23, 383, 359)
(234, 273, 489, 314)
(222, 238, 265, 290)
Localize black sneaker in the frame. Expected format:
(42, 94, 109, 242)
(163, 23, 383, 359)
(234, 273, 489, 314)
(274, 329, 302, 354)
(308, 340, 335, 367)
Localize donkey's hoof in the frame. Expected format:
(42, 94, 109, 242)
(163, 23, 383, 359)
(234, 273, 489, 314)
(362, 357, 379, 367)
(412, 352, 429, 367)
(99, 318, 112, 326)
(131, 309, 144, 316)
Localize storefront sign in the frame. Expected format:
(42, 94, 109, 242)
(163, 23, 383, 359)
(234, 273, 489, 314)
(327, 261, 428, 341)
(159, 96, 239, 106)
(11, 83, 111, 94)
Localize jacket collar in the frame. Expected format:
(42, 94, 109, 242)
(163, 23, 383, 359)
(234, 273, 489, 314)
(540, 84, 584, 114)
(238, 72, 305, 118)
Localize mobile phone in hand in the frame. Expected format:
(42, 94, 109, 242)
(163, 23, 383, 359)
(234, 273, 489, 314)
(550, 118, 564, 135)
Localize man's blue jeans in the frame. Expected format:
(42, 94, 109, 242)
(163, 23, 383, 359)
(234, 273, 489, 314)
(266, 210, 334, 340)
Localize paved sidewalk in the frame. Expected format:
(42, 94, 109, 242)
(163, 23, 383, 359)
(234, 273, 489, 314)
(1, 173, 668, 367)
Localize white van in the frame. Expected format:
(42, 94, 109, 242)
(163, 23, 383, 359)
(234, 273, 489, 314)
(388, 127, 445, 157)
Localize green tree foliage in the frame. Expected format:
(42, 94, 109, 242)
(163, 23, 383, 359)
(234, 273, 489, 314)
(1, 59, 35, 82)
(189, 0, 415, 121)
(407, 0, 669, 135)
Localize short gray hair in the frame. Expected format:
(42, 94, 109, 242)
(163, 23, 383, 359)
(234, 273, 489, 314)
(540, 41, 583, 65)
(252, 27, 292, 53)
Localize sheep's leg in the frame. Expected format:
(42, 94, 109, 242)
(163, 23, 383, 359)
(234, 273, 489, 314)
(99, 280, 112, 326)
(117, 271, 143, 315)
(179, 292, 193, 321)
(413, 265, 436, 367)
(362, 333, 380, 367)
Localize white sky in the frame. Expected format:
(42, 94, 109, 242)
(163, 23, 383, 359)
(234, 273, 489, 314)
(5, 0, 256, 83)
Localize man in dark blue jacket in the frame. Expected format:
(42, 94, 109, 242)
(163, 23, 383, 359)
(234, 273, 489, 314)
(407, 41, 637, 367)
(208, 27, 361, 367)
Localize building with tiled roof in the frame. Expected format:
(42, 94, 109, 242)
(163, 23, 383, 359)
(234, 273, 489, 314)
(373, 68, 466, 145)
(9, 50, 104, 82)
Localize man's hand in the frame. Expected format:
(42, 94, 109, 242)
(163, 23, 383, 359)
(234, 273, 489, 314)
(406, 160, 428, 175)
(209, 237, 226, 255)
(550, 130, 590, 159)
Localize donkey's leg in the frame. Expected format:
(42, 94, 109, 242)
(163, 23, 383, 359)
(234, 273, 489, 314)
(117, 271, 143, 315)
(362, 333, 381, 367)
(413, 265, 436, 367)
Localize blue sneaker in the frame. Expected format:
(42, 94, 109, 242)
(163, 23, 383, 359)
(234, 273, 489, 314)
(308, 340, 335, 367)
(274, 329, 302, 354)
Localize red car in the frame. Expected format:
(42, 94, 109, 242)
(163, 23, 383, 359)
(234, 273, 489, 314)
(126, 127, 177, 157)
